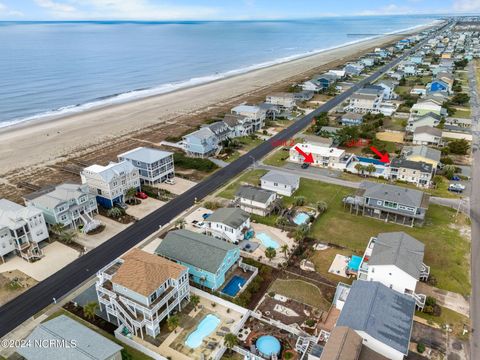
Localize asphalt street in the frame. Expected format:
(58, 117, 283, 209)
(0, 23, 449, 338)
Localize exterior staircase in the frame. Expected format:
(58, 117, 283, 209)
(79, 212, 101, 233)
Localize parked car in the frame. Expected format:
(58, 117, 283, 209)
(448, 183, 465, 193)
(451, 175, 461, 181)
(202, 213, 211, 220)
(135, 191, 148, 199)
(192, 220, 205, 228)
(301, 162, 310, 169)
(165, 178, 176, 185)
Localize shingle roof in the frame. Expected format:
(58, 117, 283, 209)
(185, 127, 217, 141)
(320, 326, 363, 360)
(206, 208, 250, 228)
(261, 170, 300, 188)
(112, 248, 186, 297)
(235, 185, 276, 204)
(83, 160, 137, 183)
(414, 125, 442, 137)
(342, 113, 364, 120)
(358, 181, 427, 209)
(0, 199, 41, 229)
(24, 183, 90, 209)
(118, 147, 173, 163)
(336, 281, 415, 355)
(390, 158, 433, 173)
(369, 232, 425, 279)
(223, 113, 250, 127)
(402, 145, 441, 163)
(156, 229, 238, 274)
(17, 315, 122, 360)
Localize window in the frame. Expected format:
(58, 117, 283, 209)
(383, 201, 398, 209)
(150, 291, 158, 302)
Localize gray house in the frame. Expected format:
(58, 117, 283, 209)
(182, 127, 220, 158)
(118, 147, 174, 184)
(235, 185, 278, 216)
(336, 281, 415, 360)
(16, 315, 123, 360)
(260, 170, 300, 196)
(223, 113, 253, 137)
(344, 181, 429, 226)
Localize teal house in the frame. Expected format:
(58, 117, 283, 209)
(155, 229, 240, 290)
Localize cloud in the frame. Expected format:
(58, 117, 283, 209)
(0, 2, 23, 17)
(34, 0, 220, 20)
(453, 0, 480, 12)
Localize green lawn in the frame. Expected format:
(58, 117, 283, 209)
(217, 169, 267, 199)
(452, 108, 472, 119)
(309, 247, 354, 285)
(395, 85, 413, 96)
(223, 136, 265, 163)
(383, 117, 407, 131)
(44, 309, 153, 360)
(290, 178, 471, 295)
(416, 306, 470, 338)
(263, 148, 290, 167)
(268, 278, 331, 310)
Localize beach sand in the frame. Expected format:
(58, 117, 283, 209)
(0, 26, 433, 183)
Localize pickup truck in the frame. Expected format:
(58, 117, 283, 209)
(448, 183, 466, 193)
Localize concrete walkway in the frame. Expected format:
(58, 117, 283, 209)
(416, 282, 470, 317)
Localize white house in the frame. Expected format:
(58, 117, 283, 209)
(345, 88, 384, 114)
(0, 199, 48, 263)
(260, 170, 300, 196)
(235, 186, 278, 216)
(231, 104, 267, 131)
(410, 100, 444, 118)
(81, 161, 140, 209)
(406, 112, 442, 132)
(388, 158, 434, 188)
(205, 207, 251, 244)
(289, 143, 355, 170)
(265, 93, 296, 110)
(96, 248, 190, 339)
(413, 126, 443, 146)
(376, 80, 398, 100)
(118, 147, 174, 185)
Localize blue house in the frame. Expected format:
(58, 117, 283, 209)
(155, 229, 240, 290)
(182, 127, 220, 158)
(427, 79, 449, 94)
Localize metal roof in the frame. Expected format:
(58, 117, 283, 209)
(206, 207, 250, 228)
(118, 147, 173, 163)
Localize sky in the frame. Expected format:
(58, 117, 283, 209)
(0, 0, 479, 21)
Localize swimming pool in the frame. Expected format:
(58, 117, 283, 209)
(256, 232, 280, 249)
(348, 255, 363, 271)
(293, 212, 310, 225)
(357, 157, 385, 165)
(185, 314, 221, 349)
(256, 335, 281, 357)
(222, 275, 246, 297)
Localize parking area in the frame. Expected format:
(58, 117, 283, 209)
(126, 197, 166, 219)
(76, 215, 130, 250)
(282, 162, 343, 178)
(183, 207, 212, 232)
(0, 242, 79, 281)
(155, 177, 197, 195)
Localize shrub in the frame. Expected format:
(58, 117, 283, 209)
(447, 139, 470, 155)
(425, 296, 437, 307)
(294, 196, 306, 206)
(107, 207, 124, 219)
(305, 319, 316, 327)
(441, 156, 454, 165)
(417, 342, 426, 353)
(173, 152, 219, 172)
(423, 305, 434, 315)
(268, 291, 275, 297)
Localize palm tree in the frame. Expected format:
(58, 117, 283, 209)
(83, 301, 98, 320)
(265, 247, 276, 262)
(224, 333, 239, 353)
(59, 229, 77, 244)
(167, 315, 180, 333)
(280, 244, 289, 258)
(190, 295, 200, 310)
(365, 164, 377, 177)
(294, 196, 306, 206)
(107, 207, 123, 219)
(125, 187, 137, 203)
(275, 216, 289, 230)
(50, 223, 65, 236)
(316, 201, 328, 214)
(294, 224, 309, 243)
(175, 219, 186, 229)
(354, 163, 365, 176)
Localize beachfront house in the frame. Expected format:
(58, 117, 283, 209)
(182, 127, 220, 158)
(343, 63, 364, 76)
(155, 229, 240, 290)
(0, 199, 48, 263)
(360, 57, 375, 67)
(222, 113, 253, 137)
(231, 104, 267, 131)
(24, 183, 99, 233)
(117, 147, 175, 185)
(289, 143, 355, 170)
(402, 145, 441, 169)
(16, 315, 123, 360)
(205, 207, 251, 244)
(406, 112, 442, 132)
(96, 248, 190, 339)
(260, 170, 300, 196)
(336, 281, 416, 360)
(235, 185, 278, 216)
(80, 161, 140, 209)
(388, 158, 434, 188)
(344, 181, 430, 227)
(340, 112, 364, 126)
(265, 92, 296, 110)
(357, 232, 429, 309)
(204, 121, 232, 142)
(413, 126, 443, 146)
(345, 87, 384, 114)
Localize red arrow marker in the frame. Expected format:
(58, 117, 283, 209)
(370, 146, 390, 163)
(294, 146, 314, 163)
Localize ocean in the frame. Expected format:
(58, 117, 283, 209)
(0, 16, 439, 128)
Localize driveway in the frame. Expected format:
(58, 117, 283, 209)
(416, 282, 470, 317)
(155, 177, 197, 195)
(126, 197, 166, 219)
(411, 321, 447, 353)
(76, 215, 129, 250)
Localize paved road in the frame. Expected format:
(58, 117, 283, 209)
(0, 23, 449, 338)
(468, 61, 480, 360)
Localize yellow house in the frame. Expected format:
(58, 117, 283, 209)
(402, 145, 441, 169)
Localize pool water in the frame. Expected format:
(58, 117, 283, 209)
(185, 314, 221, 349)
(348, 255, 363, 271)
(256, 335, 281, 356)
(222, 275, 246, 297)
(293, 212, 310, 225)
(256, 232, 280, 249)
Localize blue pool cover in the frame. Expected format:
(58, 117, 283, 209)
(256, 335, 281, 356)
(357, 157, 385, 166)
(222, 275, 246, 297)
(348, 255, 362, 271)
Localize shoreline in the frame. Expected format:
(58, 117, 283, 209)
(0, 22, 436, 177)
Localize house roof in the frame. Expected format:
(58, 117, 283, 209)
(222, 113, 250, 127)
(16, 315, 122, 360)
(299, 135, 333, 147)
(24, 183, 90, 209)
(206, 121, 230, 136)
(156, 229, 238, 274)
(235, 185, 276, 204)
(111, 248, 186, 297)
(402, 145, 441, 163)
(369, 232, 425, 279)
(357, 181, 428, 209)
(206, 207, 250, 228)
(319, 326, 363, 360)
(261, 170, 300, 188)
(0, 199, 41, 229)
(336, 281, 415, 355)
(342, 112, 364, 121)
(390, 158, 433, 173)
(184, 126, 217, 141)
(83, 160, 137, 183)
(118, 147, 173, 163)
(267, 92, 296, 100)
(416, 112, 442, 122)
(414, 126, 442, 137)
